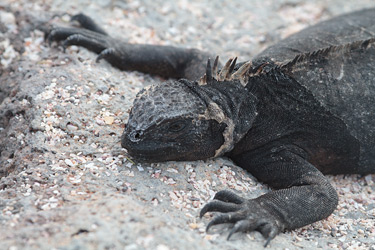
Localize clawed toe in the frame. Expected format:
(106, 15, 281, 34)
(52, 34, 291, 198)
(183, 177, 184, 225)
(70, 13, 108, 35)
(213, 190, 246, 204)
(206, 212, 246, 231)
(96, 48, 116, 62)
(227, 219, 257, 240)
(62, 33, 106, 53)
(46, 28, 67, 46)
(45, 27, 84, 46)
(61, 34, 85, 52)
(200, 200, 241, 218)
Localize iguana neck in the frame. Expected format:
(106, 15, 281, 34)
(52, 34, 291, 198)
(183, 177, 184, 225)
(180, 79, 258, 156)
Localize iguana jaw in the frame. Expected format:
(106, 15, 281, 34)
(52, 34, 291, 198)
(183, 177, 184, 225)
(121, 116, 226, 162)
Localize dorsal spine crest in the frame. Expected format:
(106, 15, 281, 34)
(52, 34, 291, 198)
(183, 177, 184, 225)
(198, 56, 252, 86)
(280, 38, 375, 71)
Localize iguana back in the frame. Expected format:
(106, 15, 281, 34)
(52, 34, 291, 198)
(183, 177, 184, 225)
(248, 8, 375, 174)
(280, 39, 375, 174)
(254, 8, 375, 64)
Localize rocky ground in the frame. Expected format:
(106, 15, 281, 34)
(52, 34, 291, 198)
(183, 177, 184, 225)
(0, 0, 374, 249)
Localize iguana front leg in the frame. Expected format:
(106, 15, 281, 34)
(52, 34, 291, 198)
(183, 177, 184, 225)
(45, 13, 213, 80)
(201, 145, 338, 246)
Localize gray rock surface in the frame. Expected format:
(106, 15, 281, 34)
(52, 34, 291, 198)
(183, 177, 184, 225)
(0, 1, 374, 249)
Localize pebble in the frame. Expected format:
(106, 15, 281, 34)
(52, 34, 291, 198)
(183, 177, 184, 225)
(104, 116, 114, 124)
(0, 10, 16, 26)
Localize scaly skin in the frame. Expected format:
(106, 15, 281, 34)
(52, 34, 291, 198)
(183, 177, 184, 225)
(45, 9, 375, 246)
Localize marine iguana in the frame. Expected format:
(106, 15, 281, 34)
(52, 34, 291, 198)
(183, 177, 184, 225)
(45, 9, 375, 246)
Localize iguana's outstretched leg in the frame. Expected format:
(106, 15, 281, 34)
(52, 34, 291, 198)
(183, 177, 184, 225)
(201, 144, 338, 246)
(45, 13, 214, 80)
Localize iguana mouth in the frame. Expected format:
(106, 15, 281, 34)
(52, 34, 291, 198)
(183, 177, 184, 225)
(121, 135, 177, 162)
(122, 136, 215, 163)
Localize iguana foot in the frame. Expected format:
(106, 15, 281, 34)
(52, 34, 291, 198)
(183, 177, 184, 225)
(44, 14, 129, 69)
(44, 13, 118, 59)
(200, 190, 283, 247)
(45, 26, 111, 54)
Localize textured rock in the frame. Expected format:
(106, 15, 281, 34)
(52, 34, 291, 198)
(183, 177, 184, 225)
(0, 1, 374, 249)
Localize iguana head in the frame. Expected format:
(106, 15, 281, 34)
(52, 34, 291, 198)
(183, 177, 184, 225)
(121, 58, 258, 162)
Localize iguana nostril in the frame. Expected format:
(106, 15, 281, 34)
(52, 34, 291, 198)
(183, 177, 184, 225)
(134, 132, 141, 139)
(130, 130, 143, 142)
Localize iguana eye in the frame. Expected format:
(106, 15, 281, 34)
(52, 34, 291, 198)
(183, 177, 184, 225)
(168, 121, 186, 132)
